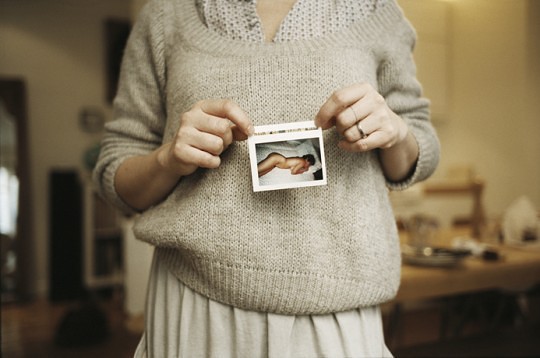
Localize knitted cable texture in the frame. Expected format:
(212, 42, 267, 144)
(93, 0, 440, 314)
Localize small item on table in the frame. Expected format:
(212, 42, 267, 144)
(501, 196, 539, 245)
(481, 248, 500, 261)
(401, 244, 471, 267)
(452, 236, 501, 261)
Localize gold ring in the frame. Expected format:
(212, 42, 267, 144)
(357, 122, 367, 139)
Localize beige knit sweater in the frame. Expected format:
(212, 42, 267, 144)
(93, 0, 440, 314)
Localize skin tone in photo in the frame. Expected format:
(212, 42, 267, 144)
(257, 153, 315, 177)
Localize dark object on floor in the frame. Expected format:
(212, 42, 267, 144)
(54, 301, 110, 347)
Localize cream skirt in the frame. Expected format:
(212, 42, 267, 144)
(134, 248, 393, 358)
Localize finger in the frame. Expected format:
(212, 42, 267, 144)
(196, 131, 228, 156)
(206, 118, 234, 147)
(315, 83, 371, 129)
(342, 120, 366, 143)
(187, 111, 233, 137)
(231, 126, 249, 141)
(173, 142, 221, 169)
(199, 99, 254, 137)
(222, 127, 234, 147)
(337, 91, 384, 135)
(335, 105, 361, 135)
(315, 90, 356, 130)
(178, 125, 227, 156)
(195, 115, 240, 144)
(338, 130, 388, 153)
(341, 86, 392, 140)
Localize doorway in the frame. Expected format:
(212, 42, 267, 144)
(1, 78, 32, 303)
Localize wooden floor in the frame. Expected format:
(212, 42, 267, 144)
(2, 289, 540, 357)
(1, 291, 140, 358)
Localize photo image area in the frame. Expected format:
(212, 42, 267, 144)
(248, 121, 327, 192)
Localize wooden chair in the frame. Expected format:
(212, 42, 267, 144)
(422, 175, 486, 238)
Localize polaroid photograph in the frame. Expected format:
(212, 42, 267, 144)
(248, 121, 327, 192)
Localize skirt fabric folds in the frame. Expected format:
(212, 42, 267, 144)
(135, 248, 393, 358)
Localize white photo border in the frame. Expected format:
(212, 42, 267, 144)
(248, 121, 327, 192)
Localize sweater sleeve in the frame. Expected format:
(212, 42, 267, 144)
(377, 17, 441, 191)
(92, 0, 167, 215)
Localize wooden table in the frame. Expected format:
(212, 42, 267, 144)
(394, 229, 540, 303)
(396, 246, 540, 303)
(385, 229, 540, 347)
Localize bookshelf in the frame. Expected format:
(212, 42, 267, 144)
(82, 177, 124, 289)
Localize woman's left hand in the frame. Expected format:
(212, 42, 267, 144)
(314, 83, 409, 152)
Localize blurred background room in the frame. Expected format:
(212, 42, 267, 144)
(1, 0, 539, 357)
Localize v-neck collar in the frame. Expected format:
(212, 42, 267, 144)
(197, 0, 303, 43)
(175, 0, 405, 56)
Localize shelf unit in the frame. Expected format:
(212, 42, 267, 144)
(82, 176, 124, 289)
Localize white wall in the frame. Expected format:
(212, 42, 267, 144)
(445, 0, 539, 215)
(0, 0, 131, 296)
(400, 0, 540, 222)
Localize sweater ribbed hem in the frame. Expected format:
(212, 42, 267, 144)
(160, 248, 400, 315)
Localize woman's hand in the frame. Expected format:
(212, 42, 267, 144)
(315, 83, 408, 152)
(115, 99, 253, 211)
(314, 83, 419, 182)
(157, 99, 254, 177)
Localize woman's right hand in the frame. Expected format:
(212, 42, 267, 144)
(115, 99, 253, 211)
(157, 99, 254, 177)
